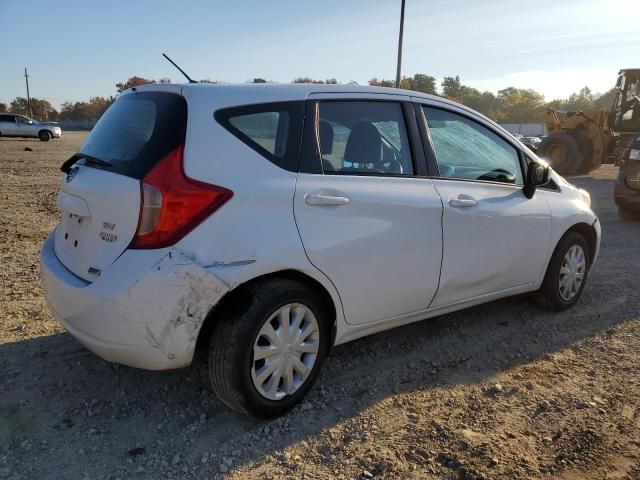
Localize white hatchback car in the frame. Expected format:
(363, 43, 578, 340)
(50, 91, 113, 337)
(41, 83, 600, 418)
(0, 113, 62, 141)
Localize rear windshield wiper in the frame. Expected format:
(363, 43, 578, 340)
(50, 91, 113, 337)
(60, 153, 112, 173)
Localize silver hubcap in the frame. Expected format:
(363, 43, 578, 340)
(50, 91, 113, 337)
(251, 303, 320, 401)
(559, 244, 586, 301)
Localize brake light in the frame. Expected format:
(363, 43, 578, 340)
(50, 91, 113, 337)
(129, 146, 233, 249)
(623, 148, 630, 162)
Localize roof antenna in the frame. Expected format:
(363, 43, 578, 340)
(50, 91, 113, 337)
(162, 53, 197, 83)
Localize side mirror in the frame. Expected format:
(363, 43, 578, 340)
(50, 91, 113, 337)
(523, 161, 550, 199)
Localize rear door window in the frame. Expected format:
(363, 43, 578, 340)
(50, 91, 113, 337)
(78, 91, 187, 179)
(317, 101, 414, 176)
(215, 101, 304, 172)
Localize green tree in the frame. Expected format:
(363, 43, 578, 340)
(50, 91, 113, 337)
(9, 97, 58, 120)
(60, 96, 114, 122)
(368, 78, 395, 88)
(292, 77, 337, 84)
(441, 76, 463, 100)
(370, 74, 437, 94)
(462, 89, 500, 118)
(564, 86, 595, 112)
(115, 76, 155, 93)
(496, 87, 545, 123)
(0, 103, 7, 113)
(593, 88, 617, 109)
(409, 74, 437, 94)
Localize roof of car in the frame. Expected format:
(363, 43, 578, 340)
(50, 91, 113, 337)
(127, 82, 492, 122)
(130, 81, 450, 104)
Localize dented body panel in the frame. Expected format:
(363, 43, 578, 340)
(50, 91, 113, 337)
(40, 233, 229, 369)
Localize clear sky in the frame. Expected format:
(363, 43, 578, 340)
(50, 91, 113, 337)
(1, 0, 638, 109)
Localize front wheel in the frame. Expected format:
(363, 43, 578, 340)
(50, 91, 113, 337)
(38, 130, 51, 142)
(208, 279, 330, 418)
(532, 232, 590, 311)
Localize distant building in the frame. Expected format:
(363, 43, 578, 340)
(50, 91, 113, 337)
(500, 123, 547, 137)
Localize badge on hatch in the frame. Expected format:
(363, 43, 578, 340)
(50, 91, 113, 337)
(66, 166, 79, 183)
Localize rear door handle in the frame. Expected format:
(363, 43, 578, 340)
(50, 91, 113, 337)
(449, 196, 477, 208)
(305, 193, 351, 206)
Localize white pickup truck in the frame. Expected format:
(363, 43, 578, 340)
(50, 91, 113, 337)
(0, 113, 62, 141)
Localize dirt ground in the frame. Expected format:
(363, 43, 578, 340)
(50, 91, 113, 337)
(1, 132, 639, 480)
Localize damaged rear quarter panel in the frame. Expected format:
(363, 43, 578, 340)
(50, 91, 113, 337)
(118, 249, 229, 364)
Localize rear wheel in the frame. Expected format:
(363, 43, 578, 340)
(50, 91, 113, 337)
(38, 130, 51, 142)
(538, 133, 583, 175)
(533, 232, 590, 311)
(208, 279, 330, 418)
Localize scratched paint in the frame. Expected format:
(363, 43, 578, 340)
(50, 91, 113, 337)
(205, 259, 257, 269)
(114, 249, 229, 363)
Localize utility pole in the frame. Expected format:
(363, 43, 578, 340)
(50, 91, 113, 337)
(395, 0, 406, 88)
(24, 68, 33, 118)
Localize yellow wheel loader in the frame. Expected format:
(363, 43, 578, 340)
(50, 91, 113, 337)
(538, 69, 640, 175)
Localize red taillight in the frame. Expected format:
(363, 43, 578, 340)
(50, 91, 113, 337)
(623, 148, 631, 162)
(129, 146, 233, 249)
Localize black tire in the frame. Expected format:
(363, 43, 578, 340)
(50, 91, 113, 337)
(618, 206, 640, 222)
(38, 130, 51, 142)
(208, 278, 330, 418)
(532, 232, 590, 311)
(537, 133, 583, 175)
(569, 130, 600, 174)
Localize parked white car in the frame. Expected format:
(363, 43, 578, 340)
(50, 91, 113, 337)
(0, 113, 62, 141)
(40, 83, 600, 418)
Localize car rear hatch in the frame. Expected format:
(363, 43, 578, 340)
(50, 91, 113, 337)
(54, 90, 187, 282)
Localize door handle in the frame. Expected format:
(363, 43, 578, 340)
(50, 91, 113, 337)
(305, 193, 351, 206)
(449, 196, 477, 208)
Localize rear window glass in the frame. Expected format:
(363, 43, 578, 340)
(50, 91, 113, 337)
(215, 101, 304, 172)
(229, 111, 289, 157)
(79, 91, 187, 179)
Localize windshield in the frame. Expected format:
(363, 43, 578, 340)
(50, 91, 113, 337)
(78, 91, 187, 179)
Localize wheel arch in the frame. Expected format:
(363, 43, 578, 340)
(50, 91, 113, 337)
(561, 222, 598, 265)
(196, 269, 339, 351)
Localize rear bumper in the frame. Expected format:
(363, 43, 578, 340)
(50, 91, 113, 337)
(40, 233, 229, 370)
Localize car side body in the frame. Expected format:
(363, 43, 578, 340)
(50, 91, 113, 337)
(0, 113, 62, 141)
(40, 83, 600, 416)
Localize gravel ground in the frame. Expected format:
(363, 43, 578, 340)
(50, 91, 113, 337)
(0, 132, 639, 480)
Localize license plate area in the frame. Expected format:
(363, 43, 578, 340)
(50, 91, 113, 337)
(61, 212, 90, 250)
